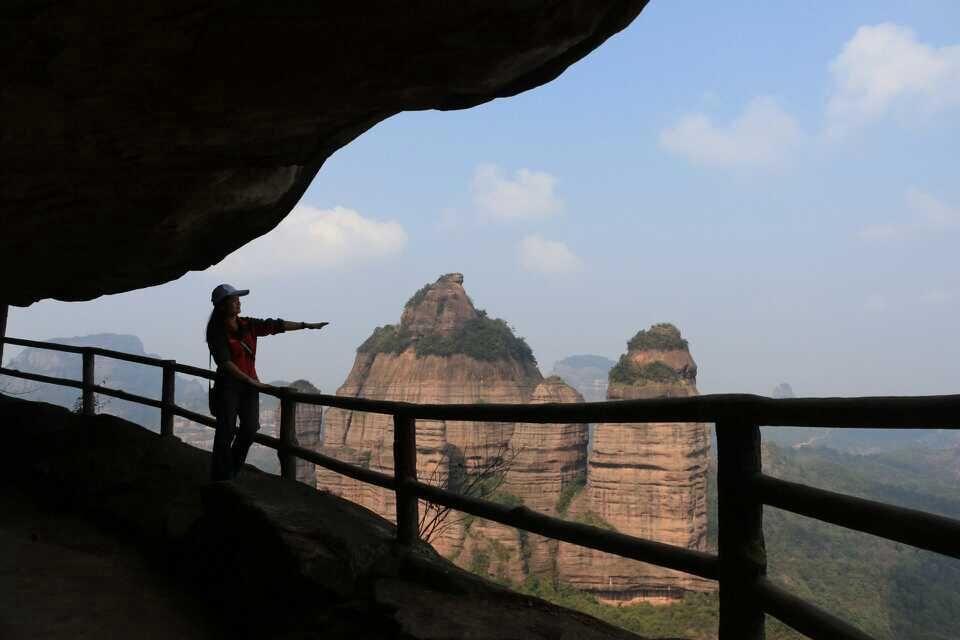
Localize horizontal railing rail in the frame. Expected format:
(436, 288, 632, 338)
(752, 473, 960, 559)
(410, 478, 720, 579)
(756, 577, 874, 640)
(1, 334, 958, 640)
(274, 388, 960, 427)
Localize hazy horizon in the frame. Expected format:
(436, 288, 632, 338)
(6, 1, 959, 398)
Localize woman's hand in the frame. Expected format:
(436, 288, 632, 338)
(282, 320, 329, 332)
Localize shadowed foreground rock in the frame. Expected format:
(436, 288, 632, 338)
(0, 394, 668, 639)
(2, 1, 648, 305)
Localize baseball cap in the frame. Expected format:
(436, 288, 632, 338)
(211, 283, 250, 306)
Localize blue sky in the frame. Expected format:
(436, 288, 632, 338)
(7, 1, 960, 397)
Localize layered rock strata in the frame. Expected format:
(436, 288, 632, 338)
(317, 274, 588, 582)
(502, 376, 588, 515)
(558, 323, 712, 604)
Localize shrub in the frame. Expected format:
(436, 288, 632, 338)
(556, 473, 586, 515)
(356, 450, 372, 469)
(405, 283, 432, 309)
(357, 309, 536, 367)
(357, 325, 410, 354)
(470, 549, 490, 575)
(518, 529, 532, 568)
(490, 491, 523, 508)
(415, 315, 536, 365)
(627, 323, 688, 352)
(575, 510, 616, 531)
(608, 357, 679, 385)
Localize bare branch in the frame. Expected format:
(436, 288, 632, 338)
(419, 441, 525, 544)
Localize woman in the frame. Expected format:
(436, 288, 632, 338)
(205, 283, 328, 480)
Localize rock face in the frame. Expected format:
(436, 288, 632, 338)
(2, 2, 649, 306)
(558, 323, 712, 605)
(502, 377, 588, 515)
(1, 394, 659, 640)
(317, 274, 588, 582)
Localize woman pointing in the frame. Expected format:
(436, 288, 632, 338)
(205, 283, 327, 481)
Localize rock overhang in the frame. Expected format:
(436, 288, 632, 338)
(2, 1, 650, 306)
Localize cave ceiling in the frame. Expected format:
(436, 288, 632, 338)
(1, 1, 648, 306)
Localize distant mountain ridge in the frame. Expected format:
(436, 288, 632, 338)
(1, 333, 208, 428)
(551, 354, 615, 402)
(761, 382, 960, 453)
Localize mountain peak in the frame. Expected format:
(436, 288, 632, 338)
(609, 323, 697, 394)
(626, 323, 688, 353)
(400, 273, 478, 337)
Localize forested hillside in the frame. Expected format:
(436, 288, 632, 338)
(514, 442, 960, 640)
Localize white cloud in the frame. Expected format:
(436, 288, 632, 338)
(518, 235, 583, 274)
(659, 96, 803, 169)
(827, 23, 960, 135)
(211, 205, 406, 276)
(856, 189, 959, 242)
(471, 163, 563, 220)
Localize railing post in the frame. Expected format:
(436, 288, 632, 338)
(81, 350, 95, 416)
(279, 394, 298, 481)
(160, 361, 175, 437)
(0, 303, 8, 367)
(393, 413, 419, 545)
(717, 419, 766, 640)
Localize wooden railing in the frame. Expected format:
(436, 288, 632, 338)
(1, 334, 958, 640)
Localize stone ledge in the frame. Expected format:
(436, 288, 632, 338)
(1, 394, 658, 639)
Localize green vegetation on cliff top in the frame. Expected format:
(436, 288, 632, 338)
(404, 283, 433, 310)
(627, 323, 688, 352)
(357, 310, 536, 366)
(608, 357, 680, 385)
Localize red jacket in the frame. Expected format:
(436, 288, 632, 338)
(211, 317, 285, 381)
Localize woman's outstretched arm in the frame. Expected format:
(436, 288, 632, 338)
(246, 318, 328, 336)
(282, 320, 329, 331)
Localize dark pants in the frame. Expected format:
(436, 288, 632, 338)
(211, 376, 260, 481)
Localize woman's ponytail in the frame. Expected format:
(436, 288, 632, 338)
(205, 302, 228, 353)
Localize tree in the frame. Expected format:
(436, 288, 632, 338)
(418, 442, 524, 544)
(71, 376, 111, 414)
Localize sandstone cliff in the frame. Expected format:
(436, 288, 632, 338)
(316, 293, 710, 599)
(318, 274, 538, 526)
(558, 323, 713, 604)
(316, 274, 588, 582)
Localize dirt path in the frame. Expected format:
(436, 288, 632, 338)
(0, 486, 217, 640)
